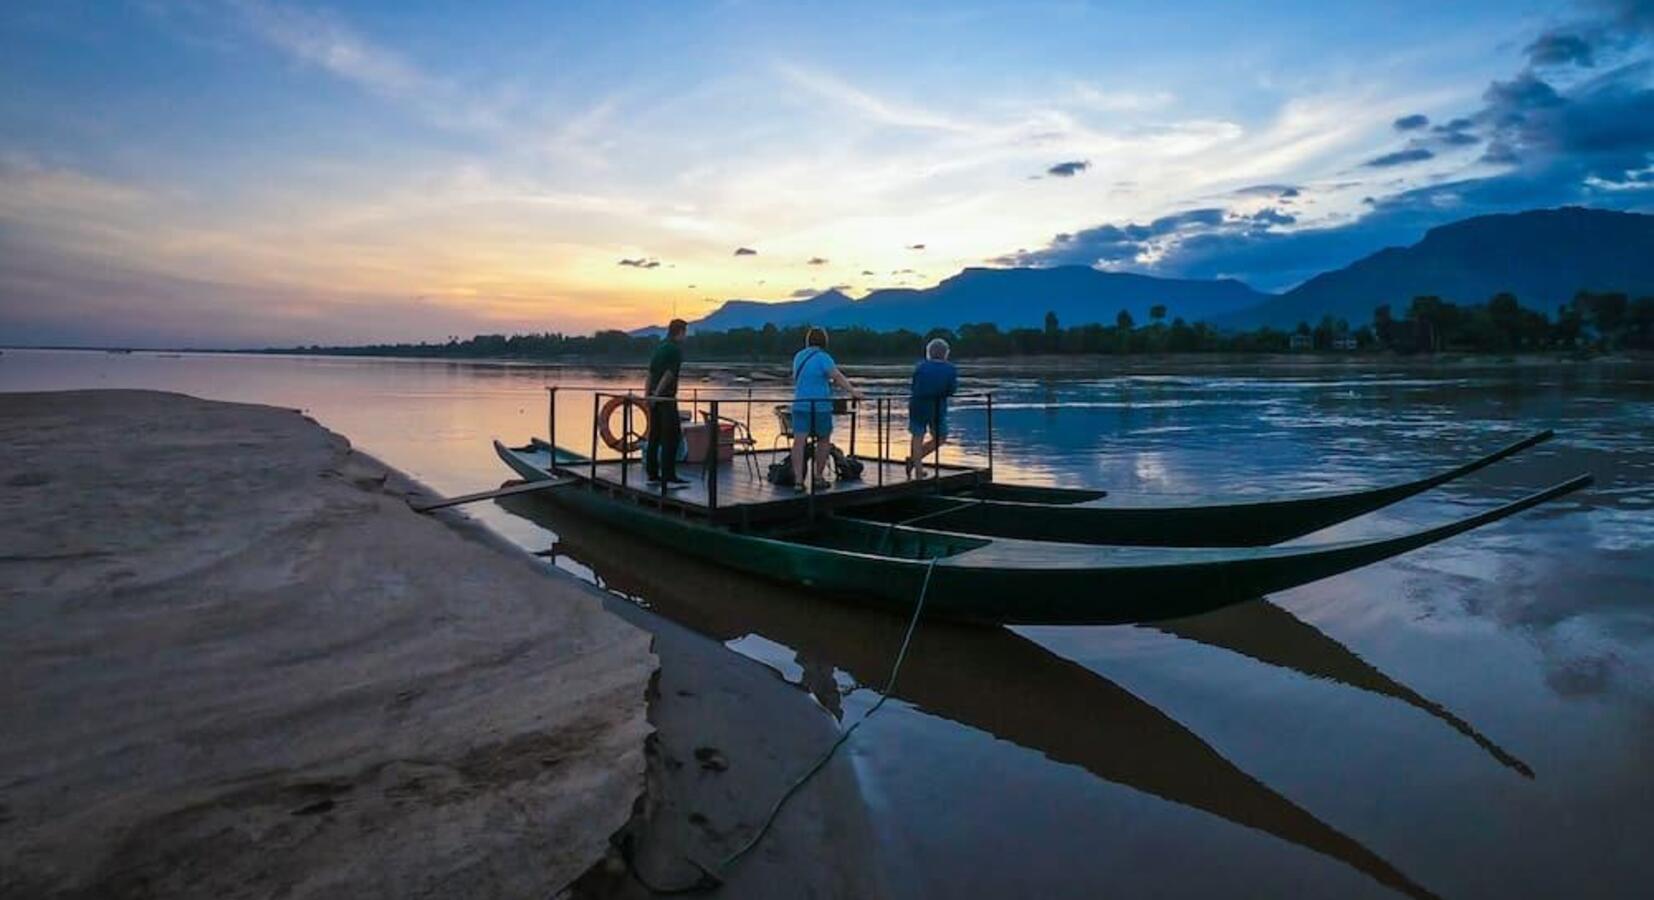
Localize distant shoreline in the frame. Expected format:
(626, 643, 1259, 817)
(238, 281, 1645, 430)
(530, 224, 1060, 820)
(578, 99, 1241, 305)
(6, 344, 1647, 373)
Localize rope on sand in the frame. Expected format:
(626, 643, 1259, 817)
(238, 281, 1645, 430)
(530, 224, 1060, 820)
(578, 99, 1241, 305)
(622, 558, 941, 894)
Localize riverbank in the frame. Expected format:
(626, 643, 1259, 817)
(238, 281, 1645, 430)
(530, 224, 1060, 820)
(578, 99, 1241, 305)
(0, 391, 656, 898)
(8, 345, 1648, 371)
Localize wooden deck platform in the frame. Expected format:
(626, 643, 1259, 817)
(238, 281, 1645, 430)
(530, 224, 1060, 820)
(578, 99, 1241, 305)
(565, 451, 986, 525)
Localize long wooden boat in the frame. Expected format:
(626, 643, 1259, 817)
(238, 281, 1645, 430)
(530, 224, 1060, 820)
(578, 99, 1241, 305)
(495, 439, 1588, 625)
(847, 429, 1556, 546)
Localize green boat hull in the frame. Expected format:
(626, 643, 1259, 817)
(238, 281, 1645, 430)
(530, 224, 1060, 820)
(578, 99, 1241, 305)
(495, 439, 1588, 625)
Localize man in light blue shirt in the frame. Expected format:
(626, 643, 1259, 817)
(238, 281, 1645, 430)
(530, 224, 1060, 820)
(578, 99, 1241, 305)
(790, 326, 864, 489)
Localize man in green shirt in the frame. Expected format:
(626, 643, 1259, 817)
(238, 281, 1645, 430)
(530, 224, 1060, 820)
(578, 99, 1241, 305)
(645, 319, 689, 487)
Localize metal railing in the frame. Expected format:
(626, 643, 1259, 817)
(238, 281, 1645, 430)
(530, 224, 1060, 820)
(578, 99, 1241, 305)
(545, 385, 995, 512)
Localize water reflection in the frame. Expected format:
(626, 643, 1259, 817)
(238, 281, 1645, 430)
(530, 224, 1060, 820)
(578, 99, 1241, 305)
(499, 493, 1443, 900)
(1150, 603, 1532, 778)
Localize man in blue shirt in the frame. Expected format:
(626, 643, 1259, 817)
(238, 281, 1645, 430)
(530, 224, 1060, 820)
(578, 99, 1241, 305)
(907, 337, 958, 477)
(790, 327, 864, 489)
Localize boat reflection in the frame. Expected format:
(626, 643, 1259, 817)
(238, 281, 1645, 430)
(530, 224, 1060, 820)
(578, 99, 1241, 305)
(1151, 602, 1533, 778)
(499, 495, 1441, 899)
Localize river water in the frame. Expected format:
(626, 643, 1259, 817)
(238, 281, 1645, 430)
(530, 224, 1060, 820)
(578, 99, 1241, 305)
(4, 348, 1651, 898)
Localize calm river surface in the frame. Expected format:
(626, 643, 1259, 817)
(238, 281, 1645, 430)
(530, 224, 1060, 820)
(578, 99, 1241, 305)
(5, 348, 1651, 898)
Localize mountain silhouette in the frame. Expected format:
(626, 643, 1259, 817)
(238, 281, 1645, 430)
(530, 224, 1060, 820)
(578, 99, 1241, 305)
(1222, 206, 1654, 328)
(638, 207, 1654, 336)
(692, 288, 855, 331)
(640, 266, 1267, 335)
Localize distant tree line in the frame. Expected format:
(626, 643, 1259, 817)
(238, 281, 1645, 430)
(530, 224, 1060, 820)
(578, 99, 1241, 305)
(1371, 290, 1654, 353)
(267, 290, 1654, 362)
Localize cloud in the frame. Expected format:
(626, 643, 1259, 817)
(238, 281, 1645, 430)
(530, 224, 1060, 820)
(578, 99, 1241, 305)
(1430, 117, 1480, 146)
(1393, 114, 1430, 131)
(1248, 207, 1297, 226)
(860, 269, 876, 276)
(993, 208, 1231, 268)
(988, 32, 1654, 295)
(1473, 64, 1654, 176)
(733, 246, 757, 256)
(807, 256, 828, 265)
(1046, 160, 1090, 177)
(231, 0, 428, 101)
(0, 237, 500, 348)
(780, 285, 855, 300)
(1481, 140, 1521, 165)
(617, 257, 660, 268)
(1365, 147, 1435, 167)
(776, 64, 971, 133)
(1526, 31, 1596, 68)
(1235, 184, 1302, 198)
(1484, 72, 1565, 113)
(1068, 83, 1176, 112)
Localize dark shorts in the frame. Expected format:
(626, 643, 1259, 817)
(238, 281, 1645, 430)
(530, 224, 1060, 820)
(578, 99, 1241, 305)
(909, 400, 948, 438)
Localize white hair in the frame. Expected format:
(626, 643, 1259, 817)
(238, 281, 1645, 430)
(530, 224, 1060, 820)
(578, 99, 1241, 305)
(926, 338, 950, 360)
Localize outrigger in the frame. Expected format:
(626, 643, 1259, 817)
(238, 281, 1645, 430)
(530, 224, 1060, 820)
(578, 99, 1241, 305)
(488, 387, 1589, 625)
(843, 429, 1558, 546)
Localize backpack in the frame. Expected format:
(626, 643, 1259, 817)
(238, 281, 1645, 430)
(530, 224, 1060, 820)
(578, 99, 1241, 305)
(829, 445, 864, 481)
(765, 444, 863, 485)
(766, 460, 795, 486)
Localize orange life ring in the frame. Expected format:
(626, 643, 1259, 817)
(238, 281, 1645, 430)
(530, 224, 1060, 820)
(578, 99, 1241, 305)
(599, 396, 650, 453)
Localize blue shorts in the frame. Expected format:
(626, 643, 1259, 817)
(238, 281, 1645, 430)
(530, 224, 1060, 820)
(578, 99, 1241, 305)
(792, 401, 834, 438)
(909, 400, 948, 438)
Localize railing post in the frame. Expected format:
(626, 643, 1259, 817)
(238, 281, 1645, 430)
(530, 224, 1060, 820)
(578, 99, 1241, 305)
(547, 386, 559, 472)
(808, 398, 817, 496)
(986, 392, 995, 481)
(849, 396, 858, 460)
(932, 395, 942, 485)
(621, 390, 632, 487)
(590, 392, 600, 483)
(876, 397, 885, 485)
(707, 399, 720, 512)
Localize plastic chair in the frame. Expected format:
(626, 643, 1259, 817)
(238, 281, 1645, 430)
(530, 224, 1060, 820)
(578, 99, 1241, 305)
(771, 404, 794, 461)
(704, 410, 760, 479)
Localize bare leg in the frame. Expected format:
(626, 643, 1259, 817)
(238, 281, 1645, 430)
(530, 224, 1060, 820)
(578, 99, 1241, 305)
(813, 439, 832, 482)
(911, 434, 939, 475)
(907, 434, 924, 473)
(790, 433, 808, 486)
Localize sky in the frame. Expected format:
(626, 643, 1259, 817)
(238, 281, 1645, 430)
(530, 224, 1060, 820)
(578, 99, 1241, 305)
(1, 0, 1651, 347)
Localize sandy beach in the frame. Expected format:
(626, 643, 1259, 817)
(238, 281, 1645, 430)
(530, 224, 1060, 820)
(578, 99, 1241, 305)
(0, 389, 885, 899)
(0, 391, 658, 897)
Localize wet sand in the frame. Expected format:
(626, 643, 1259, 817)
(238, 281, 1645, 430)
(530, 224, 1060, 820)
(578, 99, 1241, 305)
(0, 391, 657, 898)
(570, 601, 888, 899)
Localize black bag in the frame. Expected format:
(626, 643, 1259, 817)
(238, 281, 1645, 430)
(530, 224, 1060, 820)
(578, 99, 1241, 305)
(830, 445, 864, 481)
(766, 460, 795, 486)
